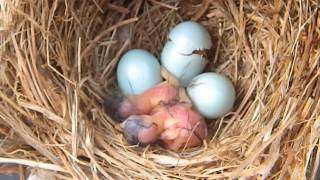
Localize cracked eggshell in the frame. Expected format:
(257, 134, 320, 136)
(117, 49, 162, 95)
(168, 21, 212, 54)
(161, 41, 206, 87)
(187, 73, 236, 119)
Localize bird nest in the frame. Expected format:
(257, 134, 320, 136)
(0, 0, 320, 179)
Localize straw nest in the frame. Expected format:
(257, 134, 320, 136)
(1, 0, 320, 179)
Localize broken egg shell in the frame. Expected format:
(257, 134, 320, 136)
(161, 41, 207, 87)
(117, 49, 162, 95)
(187, 73, 236, 119)
(168, 21, 212, 55)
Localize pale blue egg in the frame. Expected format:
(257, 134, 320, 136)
(117, 49, 162, 95)
(160, 21, 212, 87)
(161, 41, 206, 87)
(187, 73, 236, 119)
(168, 21, 212, 54)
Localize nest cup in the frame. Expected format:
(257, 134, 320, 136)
(1, 0, 320, 179)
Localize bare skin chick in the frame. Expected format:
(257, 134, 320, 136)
(122, 103, 208, 151)
(105, 82, 179, 122)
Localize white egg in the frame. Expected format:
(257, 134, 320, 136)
(161, 41, 206, 87)
(117, 49, 162, 95)
(187, 73, 236, 119)
(161, 21, 212, 87)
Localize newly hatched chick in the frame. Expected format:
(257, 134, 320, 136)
(105, 82, 179, 121)
(122, 103, 208, 151)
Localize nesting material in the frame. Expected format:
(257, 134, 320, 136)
(0, 0, 320, 179)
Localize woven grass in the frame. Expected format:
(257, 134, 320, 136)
(0, 0, 320, 179)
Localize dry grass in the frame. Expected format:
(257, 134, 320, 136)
(0, 0, 320, 179)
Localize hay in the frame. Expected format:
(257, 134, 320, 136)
(0, 0, 319, 179)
